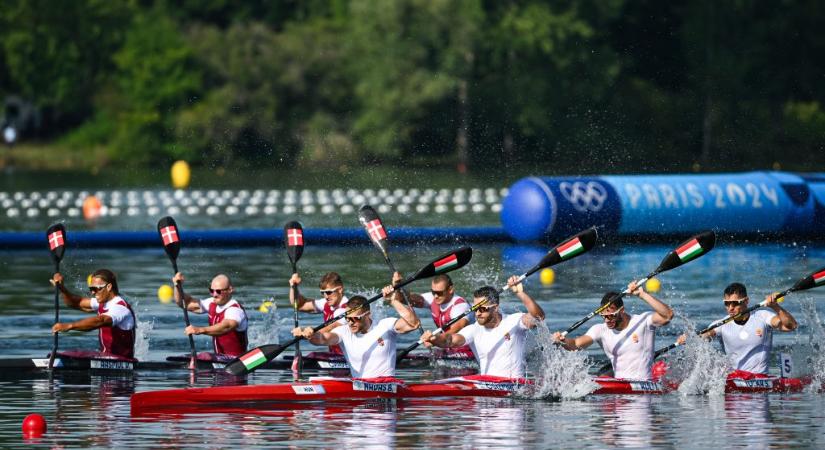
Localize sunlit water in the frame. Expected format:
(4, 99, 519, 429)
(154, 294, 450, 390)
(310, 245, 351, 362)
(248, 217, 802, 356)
(2, 242, 825, 448)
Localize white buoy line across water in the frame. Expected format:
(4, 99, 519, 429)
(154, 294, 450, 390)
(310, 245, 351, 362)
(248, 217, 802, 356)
(0, 187, 507, 220)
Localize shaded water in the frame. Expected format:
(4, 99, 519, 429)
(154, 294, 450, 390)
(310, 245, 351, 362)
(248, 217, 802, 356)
(2, 242, 825, 448)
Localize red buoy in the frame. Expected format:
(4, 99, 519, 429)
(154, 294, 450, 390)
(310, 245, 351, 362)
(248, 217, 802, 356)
(22, 413, 46, 438)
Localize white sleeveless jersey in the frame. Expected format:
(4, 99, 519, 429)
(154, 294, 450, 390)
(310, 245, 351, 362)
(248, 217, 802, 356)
(715, 309, 776, 374)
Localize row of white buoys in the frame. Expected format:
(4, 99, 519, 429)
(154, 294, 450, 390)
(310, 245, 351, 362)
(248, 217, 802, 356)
(1, 187, 507, 219)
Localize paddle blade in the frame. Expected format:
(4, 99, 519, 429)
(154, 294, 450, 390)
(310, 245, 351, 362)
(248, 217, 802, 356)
(412, 247, 473, 280)
(46, 223, 67, 264)
(789, 267, 825, 292)
(358, 205, 390, 253)
(157, 216, 182, 260)
(655, 230, 716, 273)
(225, 344, 284, 376)
(283, 221, 304, 265)
(528, 227, 598, 276)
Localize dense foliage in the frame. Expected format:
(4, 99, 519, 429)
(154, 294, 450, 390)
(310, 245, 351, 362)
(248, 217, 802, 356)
(2, 0, 823, 172)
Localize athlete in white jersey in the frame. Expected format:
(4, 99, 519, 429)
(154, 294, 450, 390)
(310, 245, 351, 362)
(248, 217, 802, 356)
(678, 282, 797, 374)
(421, 275, 545, 378)
(292, 292, 421, 379)
(554, 281, 673, 380)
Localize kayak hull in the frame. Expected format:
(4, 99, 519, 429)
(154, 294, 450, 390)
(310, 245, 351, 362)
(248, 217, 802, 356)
(592, 376, 816, 395)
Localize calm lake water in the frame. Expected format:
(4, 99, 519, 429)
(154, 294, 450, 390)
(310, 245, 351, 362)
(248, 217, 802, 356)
(2, 240, 825, 448)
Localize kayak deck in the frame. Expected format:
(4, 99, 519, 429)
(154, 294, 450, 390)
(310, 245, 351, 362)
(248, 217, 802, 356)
(592, 376, 816, 395)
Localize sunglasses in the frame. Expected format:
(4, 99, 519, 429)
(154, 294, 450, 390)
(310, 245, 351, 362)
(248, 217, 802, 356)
(345, 312, 370, 323)
(209, 288, 229, 295)
(89, 284, 108, 293)
(431, 289, 447, 297)
(475, 304, 497, 313)
(600, 306, 624, 321)
(320, 288, 340, 296)
(724, 298, 747, 307)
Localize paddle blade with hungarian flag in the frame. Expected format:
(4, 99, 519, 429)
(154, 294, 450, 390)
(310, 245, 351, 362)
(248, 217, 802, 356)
(528, 227, 598, 277)
(46, 223, 67, 266)
(157, 216, 182, 262)
(790, 267, 825, 292)
(414, 247, 473, 278)
(655, 230, 716, 273)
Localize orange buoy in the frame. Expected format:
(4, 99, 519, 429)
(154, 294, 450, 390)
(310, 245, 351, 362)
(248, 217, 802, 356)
(82, 195, 102, 221)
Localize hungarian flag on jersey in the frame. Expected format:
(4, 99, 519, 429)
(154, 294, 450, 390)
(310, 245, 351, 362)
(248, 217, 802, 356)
(433, 254, 458, 273)
(160, 225, 179, 246)
(48, 230, 65, 250)
(557, 237, 584, 260)
(676, 238, 703, 263)
(239, 348, 268, 370)
(366, 219, 387, 241)
(814, 269, 825, 286)
(286, 228, 304, 246)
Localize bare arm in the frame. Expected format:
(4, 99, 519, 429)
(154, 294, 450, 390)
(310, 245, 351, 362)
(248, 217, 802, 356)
(508, 275, 544, 328)
(53, 315, 112, 333)
(292, 327, 341, 346)
(628, 280, 672, 327)
(422, 330, 467, 349)
(172, 272, 204, 313)
(552, 331, 594, 351)
(766, 293, 797, 331)
(186, 319, 238, 337)
(384, 287, 420, 334)
(288, 273, 317, 312)
(51, 273, 93, 312)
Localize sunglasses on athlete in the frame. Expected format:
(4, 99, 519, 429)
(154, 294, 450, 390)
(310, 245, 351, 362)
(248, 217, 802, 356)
(345, 312, 370, 323)
(475, 304, 497, 313)
(600, 306, 624, 321)
(723, 297, 748, 307)
(320, 288, 341, 296)
(89, 284, 108, 293)
(209, 288, 229, 295)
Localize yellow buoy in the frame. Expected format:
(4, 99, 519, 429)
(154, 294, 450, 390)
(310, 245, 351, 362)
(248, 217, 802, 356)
(645, 278, 661, 293)
(157, 284, 174, 303)
(259, 300, 274, 314)
(540, 268, 555, 285)
(87, 274, 93, 286)
(171, 160, 191, 189)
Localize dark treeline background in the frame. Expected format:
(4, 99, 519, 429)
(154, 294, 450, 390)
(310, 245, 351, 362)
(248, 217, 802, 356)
(2, 0, 824, 173)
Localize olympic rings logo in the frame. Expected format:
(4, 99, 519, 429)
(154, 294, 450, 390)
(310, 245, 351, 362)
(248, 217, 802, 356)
(559, 181, 608, 212)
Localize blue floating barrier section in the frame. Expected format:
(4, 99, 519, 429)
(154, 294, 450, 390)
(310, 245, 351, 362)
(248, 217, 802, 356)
(500, 171, 825, 242)
(0, 227, 512, 250)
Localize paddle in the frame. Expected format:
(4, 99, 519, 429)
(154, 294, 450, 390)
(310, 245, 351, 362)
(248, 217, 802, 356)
(225, 246, 474, 376)
(652, 266, 825, 360)
(396, 227, 599, 362)
(157, 216, 203, 370)
(46, 223, 67, 370)
(561, 230, 716, 339)
(358, 205, 423, 333)
(284, 221, 305, 374)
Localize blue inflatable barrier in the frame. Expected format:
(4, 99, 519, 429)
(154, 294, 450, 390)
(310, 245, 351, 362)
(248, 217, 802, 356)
(0, 227, 512, 250)
(500, 172, 825, 242)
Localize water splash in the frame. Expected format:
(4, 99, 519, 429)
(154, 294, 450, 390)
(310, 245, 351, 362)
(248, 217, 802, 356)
(248, 298, 281, 347)
(669, 319, 728, 396)
(526, 323, 597, 400)
(134, 319, 153, 361)
(799, 299, 825, 393)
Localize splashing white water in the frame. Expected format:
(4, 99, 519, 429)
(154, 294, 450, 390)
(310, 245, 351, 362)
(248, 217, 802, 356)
(248, 298, 281, 347)
(134, 319, 153, 361)
(670, 321, 729, 396)
(799, 299, 825, 393)
(527, 323, 598, 399)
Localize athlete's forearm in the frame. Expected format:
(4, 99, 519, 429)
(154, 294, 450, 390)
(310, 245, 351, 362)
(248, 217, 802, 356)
(518, 292, 545, 321)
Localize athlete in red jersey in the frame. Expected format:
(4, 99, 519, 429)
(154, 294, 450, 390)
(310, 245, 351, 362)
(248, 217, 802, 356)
(392, 272, 473, 357)
(51, 269, 136, 359)
(173, 272, 248, 357)
(289, 271, 349, 354)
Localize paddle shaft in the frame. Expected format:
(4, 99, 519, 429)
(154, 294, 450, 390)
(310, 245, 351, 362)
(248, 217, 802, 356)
(171, 259, 199, 363)
(48, 259, 60, 369)
(291, 263, 302, 372)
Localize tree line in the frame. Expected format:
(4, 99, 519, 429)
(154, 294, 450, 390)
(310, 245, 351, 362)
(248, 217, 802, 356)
(2, 0, 824, 172)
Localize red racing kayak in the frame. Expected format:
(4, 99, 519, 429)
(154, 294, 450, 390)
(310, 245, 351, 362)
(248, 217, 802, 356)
(130, 375, 522, 415)
(592, 372, 816, 395)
